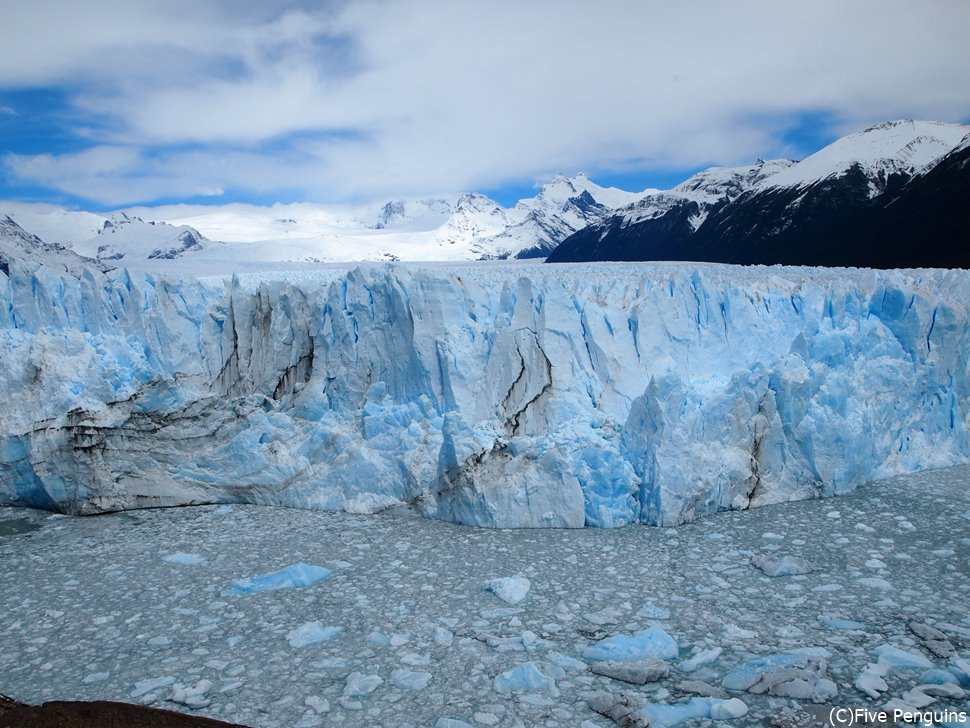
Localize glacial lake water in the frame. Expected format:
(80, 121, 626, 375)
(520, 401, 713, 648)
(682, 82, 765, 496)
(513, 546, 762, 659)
(1, 466, 968, 727)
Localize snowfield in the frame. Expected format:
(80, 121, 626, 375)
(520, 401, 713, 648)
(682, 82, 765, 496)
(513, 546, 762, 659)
(1, 466, 968, 727)
(1, 260, 969, 527)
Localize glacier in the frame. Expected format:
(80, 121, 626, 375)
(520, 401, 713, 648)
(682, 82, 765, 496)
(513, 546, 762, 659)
(0, 259, 968, 527)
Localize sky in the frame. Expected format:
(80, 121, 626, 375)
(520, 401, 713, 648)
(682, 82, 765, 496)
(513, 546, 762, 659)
(1, 0, 969, 210)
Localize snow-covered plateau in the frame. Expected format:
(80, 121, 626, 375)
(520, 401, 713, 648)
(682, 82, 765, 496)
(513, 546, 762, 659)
(1, 259, 968, 528)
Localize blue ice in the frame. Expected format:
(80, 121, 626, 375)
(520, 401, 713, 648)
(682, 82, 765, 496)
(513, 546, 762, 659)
(286, 621, 341, 648)
(230, 563, 331, 594)
(492, 662, 559, 696)
(582, 627, 679, 662)
(638, 697, 747, 727)
(871, 644, 934, 669)
(721, 649, 829, 691)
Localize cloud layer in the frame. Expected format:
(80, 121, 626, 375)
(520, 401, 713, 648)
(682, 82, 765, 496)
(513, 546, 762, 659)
(3, 0, 969, 206)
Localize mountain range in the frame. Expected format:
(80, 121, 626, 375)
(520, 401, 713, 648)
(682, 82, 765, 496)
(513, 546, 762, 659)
(2, 119, 968, 272)
(548, 120, 970, 268)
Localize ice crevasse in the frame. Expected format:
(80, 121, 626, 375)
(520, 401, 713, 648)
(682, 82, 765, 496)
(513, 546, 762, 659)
(0, 260, 967, 528)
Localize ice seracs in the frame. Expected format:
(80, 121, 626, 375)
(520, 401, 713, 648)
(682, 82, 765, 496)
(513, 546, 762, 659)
(1, 256, 969, 527)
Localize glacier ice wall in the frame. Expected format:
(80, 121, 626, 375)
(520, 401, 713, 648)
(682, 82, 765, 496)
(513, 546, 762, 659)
(1, 260, 968, 527)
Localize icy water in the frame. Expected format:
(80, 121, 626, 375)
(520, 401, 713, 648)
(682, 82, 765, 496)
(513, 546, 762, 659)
(1, 467, 968, 728)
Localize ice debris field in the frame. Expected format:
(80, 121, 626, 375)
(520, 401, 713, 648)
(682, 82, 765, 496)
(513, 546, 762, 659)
(1, 466, 968, 727)
(2, 260, 970, 527)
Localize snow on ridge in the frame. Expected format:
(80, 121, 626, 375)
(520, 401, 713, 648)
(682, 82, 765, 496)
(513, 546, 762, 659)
(0, 172, 652, 266)
(760, 120, 970, 192)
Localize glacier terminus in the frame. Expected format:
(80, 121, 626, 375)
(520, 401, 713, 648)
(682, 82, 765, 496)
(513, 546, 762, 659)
(1, 259, 968, 528)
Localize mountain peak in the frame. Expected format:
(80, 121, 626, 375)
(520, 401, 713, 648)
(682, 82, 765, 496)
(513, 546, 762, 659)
(762, 119, 970, 192)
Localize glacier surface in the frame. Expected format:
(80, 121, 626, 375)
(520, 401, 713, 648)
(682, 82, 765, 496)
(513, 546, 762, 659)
(1, 259, 968, 527)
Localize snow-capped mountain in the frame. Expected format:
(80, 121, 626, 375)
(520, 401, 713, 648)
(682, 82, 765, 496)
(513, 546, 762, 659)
(69, 213, 214, 263)
(0, 174, 651, 270)
(759, 119, 970, 194)
(549, 120, 970, 267)
(3, 120, 967, 270)
(358, 174, 649, 259)
(547, 158, 795, 262)
(478, 173, 646, 258)
(0, 215, 107, 276)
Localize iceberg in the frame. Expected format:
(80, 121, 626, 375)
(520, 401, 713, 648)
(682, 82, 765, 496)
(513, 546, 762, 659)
(1, 259, 968, 527)
(229, 564, 332, 594)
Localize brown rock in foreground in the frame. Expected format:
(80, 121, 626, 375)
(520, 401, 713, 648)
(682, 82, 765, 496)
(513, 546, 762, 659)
(0, 694, 252, 728)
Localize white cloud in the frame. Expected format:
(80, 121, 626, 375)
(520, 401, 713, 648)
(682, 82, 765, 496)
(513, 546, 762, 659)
(3, 0, 970, 205)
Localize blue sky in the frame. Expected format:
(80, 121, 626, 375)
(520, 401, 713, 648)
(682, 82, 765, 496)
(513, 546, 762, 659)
(2, 0, 969, 211)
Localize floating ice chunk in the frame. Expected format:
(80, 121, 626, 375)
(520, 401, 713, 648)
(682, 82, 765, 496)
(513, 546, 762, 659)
(483, 576, 530, 605)
(903, 683, 965, 708)
(545, 651, 588, 673)
(587, 691, 648, 727)
(920, 668, 960, 685)
(82, 671, 109, 684)
(391, 668, 432, 691)
(918, 683, 965, 699)
(722, 624, 758, 639)
(855, 665, 890, 698)
(286, 621, 341, 648)
(590, 658, 669, 684)
(857, 576, 892, 589)
(170, 679, 212, 708)
(721, 649, 830, 692)
(582, 627, 679, 662)
(751, 554, 813, 576)
(214, 506, 234, 515)
(823, 618, 866, 630)
(538, 661, 566, 680)
(676, 680, 729, 698)
(813, 583, 841, 592)
(638, 696, 749, 727)
(678, 647, 722, 673)
(711, 698, 749, 719)
(637, 602, 671, 620)
(435, 719, 474, 728)
(304, 696, 330, 714)
(855, 644, 936, 698)
(217, 679, 243, 694)
(949, 656, 970, 688)
(130, 675, 176, 698)
(367, 631, 390, 645)
(343, 671, 383, 697)
(872, 644, 934, 669)
(163, 552, 204, 565)
(492, 661, 559, 696)
(230, 563, 331, 594)
(434, 627, 454, 646)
